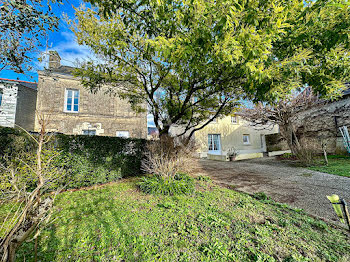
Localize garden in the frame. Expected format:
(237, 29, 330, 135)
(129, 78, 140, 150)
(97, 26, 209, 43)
(1, 126, 350, 261)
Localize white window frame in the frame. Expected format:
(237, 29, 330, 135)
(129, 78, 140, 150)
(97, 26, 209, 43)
(243, 134, 250, 145)
(231, 115, 238, 124)
(116, 131, 130, 138)
(208, 134, 221, 154)
(64, 89, 79, 113)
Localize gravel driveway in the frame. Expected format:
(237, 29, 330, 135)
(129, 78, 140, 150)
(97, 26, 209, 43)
(192, 157, 350, 224)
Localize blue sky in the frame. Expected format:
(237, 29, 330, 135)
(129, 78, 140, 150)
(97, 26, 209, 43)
(0, 0, 89, 82)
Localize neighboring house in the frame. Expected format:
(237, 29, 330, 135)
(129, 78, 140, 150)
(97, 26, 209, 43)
(195, 115, 279, 161)
(0, 78, 37, 130)
(35, 51, 148, 138)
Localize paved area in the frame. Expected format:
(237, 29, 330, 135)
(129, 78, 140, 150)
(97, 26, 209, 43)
(192, 157, 350, 224)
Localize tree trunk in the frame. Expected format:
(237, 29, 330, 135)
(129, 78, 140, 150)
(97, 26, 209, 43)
(280, 123, 300, 156)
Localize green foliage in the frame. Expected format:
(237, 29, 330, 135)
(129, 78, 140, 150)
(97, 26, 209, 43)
(6, 179, 350, 261)
(0, 127, 147, 190)
(55, 133, 147, 177)
(308, 155, 350, 177)
(253, 192, 270, 201)
(196, 175, 212, 182)
(0, 0, 61, 73)
(138, 173, 195, 195)
(72, 0, 350, 137)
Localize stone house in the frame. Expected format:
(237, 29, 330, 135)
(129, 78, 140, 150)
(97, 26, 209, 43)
(195, 114, 279, 161)
(34, 51, 147, 138)
(0, 78, 37, 130)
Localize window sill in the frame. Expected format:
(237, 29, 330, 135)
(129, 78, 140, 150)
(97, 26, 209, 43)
(63, 111, 79, 114)
(208, 150, 222, 155)
(243, 143, 251, 146)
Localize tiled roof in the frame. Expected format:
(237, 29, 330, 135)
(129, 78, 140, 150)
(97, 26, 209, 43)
(0, 78, 37, 90)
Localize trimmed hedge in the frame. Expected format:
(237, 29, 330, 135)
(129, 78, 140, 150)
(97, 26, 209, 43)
(55, 134, 147, 177)
(0, 127, 147, 189)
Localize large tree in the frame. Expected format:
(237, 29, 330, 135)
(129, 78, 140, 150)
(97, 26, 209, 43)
(0, 0, 60, 73)
(72, 0, 350, 137)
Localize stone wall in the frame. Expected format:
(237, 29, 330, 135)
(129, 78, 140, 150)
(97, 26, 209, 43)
(15, 85, 37, 130)
(0, 83, 18, 128)
(35, 72, 147, 138)
(266, 96, 350, 154)
(295, 96, 350, 153)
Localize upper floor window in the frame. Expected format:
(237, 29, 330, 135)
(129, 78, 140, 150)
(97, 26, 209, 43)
(65, 89, 79, 112)
(231, 115, 238, 124)
(0, 89, 3, 106)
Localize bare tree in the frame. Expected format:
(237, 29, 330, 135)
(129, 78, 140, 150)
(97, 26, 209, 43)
(241, 88, 323, 156)
(0, 114, 62, 262)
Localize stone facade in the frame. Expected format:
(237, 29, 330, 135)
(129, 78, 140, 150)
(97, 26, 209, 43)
(0, 80, 37, 130)
(35, 53, 147, 138)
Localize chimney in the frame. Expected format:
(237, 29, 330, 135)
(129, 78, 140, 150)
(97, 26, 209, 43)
(48, 51, 61, 69)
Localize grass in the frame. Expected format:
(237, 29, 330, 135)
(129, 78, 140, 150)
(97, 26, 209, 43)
(308, 155, 350, 177)
(2, 178, 350, 261)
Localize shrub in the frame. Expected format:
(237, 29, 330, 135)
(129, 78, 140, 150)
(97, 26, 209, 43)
(142, 136, 196, 178)
(138, 173, 195, 195)
(0, 127, 147, 190)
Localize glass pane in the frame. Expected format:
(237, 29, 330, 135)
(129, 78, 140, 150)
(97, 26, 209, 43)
(66, 100, 72, 111)
(208, 135, 213, 150)
(0, 89, 2, 106)
(243, 135, 249, 143)
(73, 91, 79, 112)
(66, 90, 72, 111)
(213, 135, 219, 150)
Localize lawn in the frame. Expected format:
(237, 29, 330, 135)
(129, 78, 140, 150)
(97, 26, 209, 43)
(309, 155, 350, 177)
(4, 178, 350, 261)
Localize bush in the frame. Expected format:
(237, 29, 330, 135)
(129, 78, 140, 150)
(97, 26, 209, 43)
(138, 173, 195, 195)
(0, 127, 147, 191)
(142, 136, 196, 178)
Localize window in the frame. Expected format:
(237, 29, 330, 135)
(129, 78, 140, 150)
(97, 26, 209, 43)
(231, 115, 238, 124)
(65, 89, 79, 112)
(0, 89, 2, 106)
(83, 130, 96, 136)
(208, 134, 221, 152)
(116, 131, 130, 138)
(243, 134, 250, 145)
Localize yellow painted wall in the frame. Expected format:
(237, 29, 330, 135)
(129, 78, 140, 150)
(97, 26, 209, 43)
(195, 115, 278, 154)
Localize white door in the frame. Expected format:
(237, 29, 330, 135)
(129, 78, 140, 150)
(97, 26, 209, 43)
(208, 134, 221, 154)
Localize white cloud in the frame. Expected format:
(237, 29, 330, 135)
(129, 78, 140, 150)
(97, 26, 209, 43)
(39, 31, 96, 69)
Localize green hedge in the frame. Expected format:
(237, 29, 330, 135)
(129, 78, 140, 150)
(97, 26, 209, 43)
(55, 134, 147, 177)
(0, 127, 147, 189)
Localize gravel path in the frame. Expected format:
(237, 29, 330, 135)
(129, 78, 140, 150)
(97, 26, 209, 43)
(192, 157, 350, 224)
